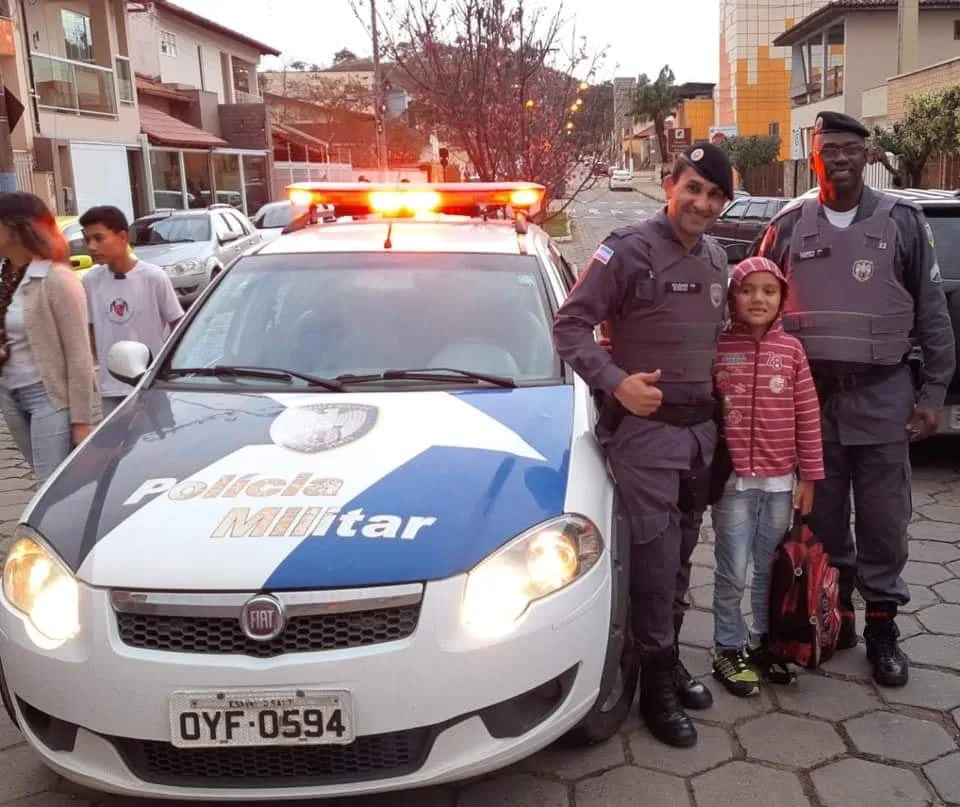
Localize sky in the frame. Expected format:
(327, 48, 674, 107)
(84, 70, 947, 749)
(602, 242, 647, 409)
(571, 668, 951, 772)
(168, 0, 720, 85)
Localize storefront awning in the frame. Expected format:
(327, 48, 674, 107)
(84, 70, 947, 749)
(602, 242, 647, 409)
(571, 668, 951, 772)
(140, 106, 229, 148)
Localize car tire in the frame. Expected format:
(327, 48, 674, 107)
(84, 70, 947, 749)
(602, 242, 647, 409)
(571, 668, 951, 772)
(560, 493, 639, 746)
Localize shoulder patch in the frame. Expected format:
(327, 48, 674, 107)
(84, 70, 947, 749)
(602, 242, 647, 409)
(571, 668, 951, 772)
(592, 244, 615, 265)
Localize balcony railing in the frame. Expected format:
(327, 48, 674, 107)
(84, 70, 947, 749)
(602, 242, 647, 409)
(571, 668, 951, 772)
(115, 55, 134, 104)
(30, 52, 117, 117)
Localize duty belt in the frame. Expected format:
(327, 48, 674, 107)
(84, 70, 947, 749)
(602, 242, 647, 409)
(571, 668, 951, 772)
(812, 362, 907, 396)
(598, 397, 719, 433)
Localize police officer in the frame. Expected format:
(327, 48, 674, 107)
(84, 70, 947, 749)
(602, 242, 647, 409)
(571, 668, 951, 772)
(752, 111, 955, 687)
(553, 143, 734, 747)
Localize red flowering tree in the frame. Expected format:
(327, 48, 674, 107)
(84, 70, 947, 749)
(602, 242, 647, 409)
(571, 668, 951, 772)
(362, 0, 610, 211)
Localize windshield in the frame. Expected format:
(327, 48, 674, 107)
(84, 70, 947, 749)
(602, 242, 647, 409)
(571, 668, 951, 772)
(925, 209, 960, 277)
(130, 216, 211, 246)
(165, 252, 561, 385)
(253, 203, 306, 229)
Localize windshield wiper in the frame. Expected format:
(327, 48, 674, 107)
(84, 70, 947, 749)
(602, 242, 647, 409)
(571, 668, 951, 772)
(338, 367, 516, 388)
(161, 365, 345, 391)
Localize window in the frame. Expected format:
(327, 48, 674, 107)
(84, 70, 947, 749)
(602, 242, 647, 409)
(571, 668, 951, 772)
(766, 200, 788, 218)
(62, 10, 94, 63)
(954, 19, 960, 39)
(130, 215, 211, 246)
(768, 122, 780, 137)
(722, 199, 749, 219)
(160, 31, 178, 57)
(825, 24, 845, 98)
(743, 201, 769, 221)
(167, 254, 562, 384)
(213, 212, 239, 242)
(226, 210, 254, 235)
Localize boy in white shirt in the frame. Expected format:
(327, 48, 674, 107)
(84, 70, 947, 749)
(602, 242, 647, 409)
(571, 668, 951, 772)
(79, 206, 184, 417)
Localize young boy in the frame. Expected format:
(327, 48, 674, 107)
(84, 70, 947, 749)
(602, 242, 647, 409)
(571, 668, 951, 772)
(710, 256, 825, 696)
(79, 206, 184, 417)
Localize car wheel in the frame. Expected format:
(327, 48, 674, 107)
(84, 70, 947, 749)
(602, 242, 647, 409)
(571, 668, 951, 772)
(560, 493, 639, 746)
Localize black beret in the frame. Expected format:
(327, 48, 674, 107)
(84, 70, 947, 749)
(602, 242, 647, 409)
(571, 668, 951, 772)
(681, 143, 734, 200)
(813, 111, 869, 138)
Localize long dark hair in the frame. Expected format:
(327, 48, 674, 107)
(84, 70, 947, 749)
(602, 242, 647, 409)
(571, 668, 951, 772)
(0, 192, 69, 263)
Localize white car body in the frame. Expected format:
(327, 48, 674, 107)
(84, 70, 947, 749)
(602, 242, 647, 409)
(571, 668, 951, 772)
(0, 186, 637, 799)
(608, 170, 634, 191)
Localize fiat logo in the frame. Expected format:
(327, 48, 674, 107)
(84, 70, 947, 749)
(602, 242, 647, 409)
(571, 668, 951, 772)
(240, 595, 286, 641)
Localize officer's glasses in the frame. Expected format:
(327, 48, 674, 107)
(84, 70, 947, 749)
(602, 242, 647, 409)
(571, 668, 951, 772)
(816, 144, 866, 160)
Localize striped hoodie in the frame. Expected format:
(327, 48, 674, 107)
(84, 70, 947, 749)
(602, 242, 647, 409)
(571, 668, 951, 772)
(713, 257, 825, 481)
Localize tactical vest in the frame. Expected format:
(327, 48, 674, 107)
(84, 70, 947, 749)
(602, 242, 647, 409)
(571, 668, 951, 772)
(609, 227, 727, 404)
(784, 196, 914, 366)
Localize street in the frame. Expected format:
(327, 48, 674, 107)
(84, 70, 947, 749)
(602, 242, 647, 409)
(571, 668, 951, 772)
(0, 180, 958, 807)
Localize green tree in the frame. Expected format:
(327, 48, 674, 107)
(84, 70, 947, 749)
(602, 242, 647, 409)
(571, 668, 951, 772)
(631, 66, 680, 166)
(871, 85, 960, 188)
(717, 135, 780, 192)
(333, 48, 358, 64)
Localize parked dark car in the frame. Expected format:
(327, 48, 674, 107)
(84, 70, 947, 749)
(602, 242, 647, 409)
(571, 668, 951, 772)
(708, 195, 792, 262)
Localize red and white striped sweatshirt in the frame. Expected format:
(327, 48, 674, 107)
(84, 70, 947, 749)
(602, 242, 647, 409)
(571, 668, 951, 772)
(713, 258, 825, 482)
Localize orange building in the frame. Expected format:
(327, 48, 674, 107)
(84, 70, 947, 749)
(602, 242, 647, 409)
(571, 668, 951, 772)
(717, 0, 831, 159)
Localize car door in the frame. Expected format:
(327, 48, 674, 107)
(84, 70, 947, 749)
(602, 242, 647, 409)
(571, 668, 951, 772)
(710, 199, 750, 251)
(226, 209, 262, 251)
(213, 212, 245, 265)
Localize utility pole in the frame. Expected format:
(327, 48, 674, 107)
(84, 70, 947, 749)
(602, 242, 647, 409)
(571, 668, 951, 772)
(370, 0, 388, 175)
(897, 0, 919, 75)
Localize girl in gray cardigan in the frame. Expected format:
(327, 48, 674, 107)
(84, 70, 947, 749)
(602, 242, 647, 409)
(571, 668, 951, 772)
(0, 192, 98, 483)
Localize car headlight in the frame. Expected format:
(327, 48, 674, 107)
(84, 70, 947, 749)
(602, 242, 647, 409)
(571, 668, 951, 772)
(170, 259, 204, 276)
(2, 527, 79, 643)
(461, 514, 603, 638)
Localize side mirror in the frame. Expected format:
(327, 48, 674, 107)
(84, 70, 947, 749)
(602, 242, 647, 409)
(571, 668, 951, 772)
(218, 232, 239, 245)
(107, 341, 152, 387)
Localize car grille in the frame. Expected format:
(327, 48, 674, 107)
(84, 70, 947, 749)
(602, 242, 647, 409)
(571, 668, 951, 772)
(112, 728, 434, 787)
(116, 603, 421, 658)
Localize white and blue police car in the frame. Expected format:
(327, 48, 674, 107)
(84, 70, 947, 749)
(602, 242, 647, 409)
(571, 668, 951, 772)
(0, 181, 638, 799)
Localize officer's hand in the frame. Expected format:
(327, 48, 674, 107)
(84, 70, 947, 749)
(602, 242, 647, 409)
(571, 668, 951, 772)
(613, 370, 663, 416)
(906, 406, 938, 441)
(793, 479, 815, 516)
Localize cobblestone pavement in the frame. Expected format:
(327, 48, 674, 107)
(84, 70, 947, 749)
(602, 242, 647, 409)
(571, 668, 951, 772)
(0, 192, 958, 804)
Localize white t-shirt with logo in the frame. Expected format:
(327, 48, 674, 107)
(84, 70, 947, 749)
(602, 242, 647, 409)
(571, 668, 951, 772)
(83, 261, 184, 398)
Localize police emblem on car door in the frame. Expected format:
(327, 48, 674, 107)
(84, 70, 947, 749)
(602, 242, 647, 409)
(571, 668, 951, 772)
(852, 260, 874, 282)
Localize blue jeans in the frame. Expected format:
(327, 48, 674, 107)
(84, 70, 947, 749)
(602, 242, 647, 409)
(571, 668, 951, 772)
(712, 486, 794, 650)
(0, 381, 72, 484)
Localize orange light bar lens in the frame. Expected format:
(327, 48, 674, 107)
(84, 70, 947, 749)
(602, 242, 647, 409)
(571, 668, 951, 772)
(369, 190, 441, 214)
(509, 188, 542, 208)
(288, 189, 316, 207)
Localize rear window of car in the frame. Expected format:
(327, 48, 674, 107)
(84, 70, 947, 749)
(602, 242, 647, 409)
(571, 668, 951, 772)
(166, 252, 562, 385)
(923, 207, 960, 277)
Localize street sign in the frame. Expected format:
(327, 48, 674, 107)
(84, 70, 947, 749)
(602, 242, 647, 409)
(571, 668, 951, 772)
(668, 128, 692, 151)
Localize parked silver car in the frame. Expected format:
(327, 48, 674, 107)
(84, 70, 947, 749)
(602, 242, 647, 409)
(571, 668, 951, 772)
(250, 200, 336, 242)
(128, 205, 262, 305)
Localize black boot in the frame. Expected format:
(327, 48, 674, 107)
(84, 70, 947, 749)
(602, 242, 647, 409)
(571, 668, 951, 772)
(675, 643, 713, 709)
(864, 605, 909, 687)
(639, 649, 698, 748)
(836, 589, 858, 650)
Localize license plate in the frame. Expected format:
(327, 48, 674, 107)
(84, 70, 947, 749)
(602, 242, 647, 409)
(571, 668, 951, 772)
(169, 689, 355, 748)
(950, 406, 960, 431)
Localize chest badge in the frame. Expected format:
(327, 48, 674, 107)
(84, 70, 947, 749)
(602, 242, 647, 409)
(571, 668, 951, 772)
(710, 282, 724, 308)
(852, 260, 874, 282)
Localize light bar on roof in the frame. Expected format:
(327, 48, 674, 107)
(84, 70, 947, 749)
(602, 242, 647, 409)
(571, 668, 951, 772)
(284, 181, 547, 217)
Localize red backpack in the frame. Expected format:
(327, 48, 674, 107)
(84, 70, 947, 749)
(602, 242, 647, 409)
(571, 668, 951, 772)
(767, 514, 842, 669)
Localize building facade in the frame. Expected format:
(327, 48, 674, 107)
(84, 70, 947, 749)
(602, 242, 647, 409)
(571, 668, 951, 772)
(717, 0, 830, 159)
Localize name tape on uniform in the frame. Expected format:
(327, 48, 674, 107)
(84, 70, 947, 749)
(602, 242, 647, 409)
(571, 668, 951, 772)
(665, 281, 702, 294)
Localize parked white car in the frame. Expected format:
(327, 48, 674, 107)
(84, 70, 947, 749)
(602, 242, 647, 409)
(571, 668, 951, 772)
(608, 170, 634, 191)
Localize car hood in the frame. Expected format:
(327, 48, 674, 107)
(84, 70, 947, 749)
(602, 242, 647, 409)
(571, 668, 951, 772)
(25, 386, 573, 590)
(131, 242, 209, 266)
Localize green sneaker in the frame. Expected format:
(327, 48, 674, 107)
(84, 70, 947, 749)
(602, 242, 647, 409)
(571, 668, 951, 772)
(746, 638, 798, 685)
(712, 648, 760, 697)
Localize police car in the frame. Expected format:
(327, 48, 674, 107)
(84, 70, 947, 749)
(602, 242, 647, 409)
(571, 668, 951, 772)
(0, 182, 639, 799)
